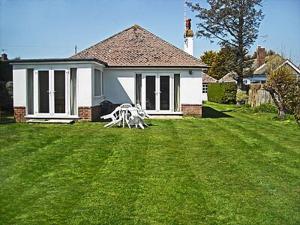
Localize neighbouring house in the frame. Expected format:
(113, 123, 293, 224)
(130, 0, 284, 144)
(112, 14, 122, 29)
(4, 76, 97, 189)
(10, 22, 208, 122)
(243, 46, 300, 84)
(202, 73, 217, 101)
(217, 46, 300, 85)
(218, 71, 237, 83)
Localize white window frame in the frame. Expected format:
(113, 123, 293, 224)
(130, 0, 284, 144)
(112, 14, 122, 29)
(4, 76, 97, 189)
(203, 83, 208, 93)
(93, 69, 103, 97)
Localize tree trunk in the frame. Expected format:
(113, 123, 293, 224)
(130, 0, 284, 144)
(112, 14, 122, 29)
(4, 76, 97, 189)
(236, 76, 243, 90)
(267, 88, 287, 119)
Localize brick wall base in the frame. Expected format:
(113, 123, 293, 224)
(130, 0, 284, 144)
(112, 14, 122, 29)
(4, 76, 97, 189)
(14, 107, 26, 122)
(181, 104, 202, 117)
(78, 106, 101, 121)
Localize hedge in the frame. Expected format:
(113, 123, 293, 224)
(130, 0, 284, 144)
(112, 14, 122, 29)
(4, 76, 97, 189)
(208, 82, 237, 104)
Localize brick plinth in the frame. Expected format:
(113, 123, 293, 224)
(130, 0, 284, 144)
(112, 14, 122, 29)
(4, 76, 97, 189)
(14, 107, 26, 122)
(78, 106, 101, 121)
(181, 104, 202, 117)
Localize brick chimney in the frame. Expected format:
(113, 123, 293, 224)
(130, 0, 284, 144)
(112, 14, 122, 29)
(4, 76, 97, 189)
(257, 46, 266, 67)
(184, 19, 194, 56)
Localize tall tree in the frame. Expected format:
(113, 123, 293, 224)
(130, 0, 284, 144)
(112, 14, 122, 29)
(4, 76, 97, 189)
(188, 0, 264, 89)
(201, 46, 236, 80)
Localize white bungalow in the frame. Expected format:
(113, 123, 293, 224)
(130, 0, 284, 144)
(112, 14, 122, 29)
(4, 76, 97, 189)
(11, 23, 207, 122)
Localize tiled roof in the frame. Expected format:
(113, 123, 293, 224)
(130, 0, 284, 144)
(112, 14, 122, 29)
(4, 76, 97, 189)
(253, 63, 267, 75)
(202, 73, 217, 83)
(71, 25, 206, 68)
(219, 72, 237, 83)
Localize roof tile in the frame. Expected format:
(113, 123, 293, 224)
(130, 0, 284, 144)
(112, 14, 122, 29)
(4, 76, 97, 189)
(71, 25, 206, 68)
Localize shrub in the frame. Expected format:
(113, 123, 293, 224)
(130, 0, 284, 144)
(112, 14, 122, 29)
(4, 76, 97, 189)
(253, 104, 277, 113)
(236, 89, 248, 105)
(208, 82, 237, 104)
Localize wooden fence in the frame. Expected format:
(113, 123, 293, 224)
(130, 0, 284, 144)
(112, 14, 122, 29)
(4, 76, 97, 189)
(247, 84, 273, 107)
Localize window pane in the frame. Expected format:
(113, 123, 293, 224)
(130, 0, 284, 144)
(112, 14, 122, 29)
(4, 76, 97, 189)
(135, 74, 142, 105)
(94, 69, 101, 96)
(203, 84, 208, 93)
(174, 74, 180, 112)
(27, 69, 34, 114)
(160, 76, 170, 110)
(70, 68, 77, 115)
(54, 71, 65, 113)
(146, 76, 156, 110)
(38, 71, 49, 113)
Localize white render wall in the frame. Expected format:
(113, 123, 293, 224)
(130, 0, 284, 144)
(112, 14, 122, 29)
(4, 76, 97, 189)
(102, 69, 135, 104)
(180, 70, 202, 104)
(13, 68, 27, 107)
(102, 68, 203, 107)
(202, 93, 208, 101)
(77, 67, 92, 107)
(184, 37, 194, 56)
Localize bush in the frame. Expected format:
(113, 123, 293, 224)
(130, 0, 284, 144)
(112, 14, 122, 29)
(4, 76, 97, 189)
(253, 104, 277, 113)
(236, 89, 248, 105)
(208, 82, 237, 104)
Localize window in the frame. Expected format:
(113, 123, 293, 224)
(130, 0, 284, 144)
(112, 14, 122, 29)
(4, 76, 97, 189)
(38, 71, 50, 113)
(70, 68, 77, 115)
(94, 69, 102, 96)
(26, 69, 34, 114)
(203, 83, 208, 93)
(135, 74, 142, 105)
(174, 74, 180, 112)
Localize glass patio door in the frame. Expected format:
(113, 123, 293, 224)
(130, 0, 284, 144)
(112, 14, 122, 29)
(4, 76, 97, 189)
(38, 70, 67, 115)
(144, 74, 171, 112)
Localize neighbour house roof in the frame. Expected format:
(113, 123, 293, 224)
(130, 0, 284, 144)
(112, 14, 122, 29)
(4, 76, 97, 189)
(253, 63, 267, 75)
(202, 73, 217, 83)
(219, 71, 237, 83)
(253, 58, 300, 76)
(278, 59, 300, 75)
(71, 25, 207, 68)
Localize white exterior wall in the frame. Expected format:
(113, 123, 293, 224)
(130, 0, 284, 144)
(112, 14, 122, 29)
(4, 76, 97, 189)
(180, 70, 202, 104)
(13, 68, 27, 107)
(102, 69, 135, 104)
(77, 67, 92, 107)
(202, 93, 208, 101)
(184, 37, 194, 56)
(102, 68, 203, 108)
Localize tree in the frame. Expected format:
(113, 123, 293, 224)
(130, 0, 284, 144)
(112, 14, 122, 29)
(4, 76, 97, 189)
(201, 50, 217, 68)
(265, 55, 300, 123)
(188, 0, 264, 89)
(201, 46, 237, 80)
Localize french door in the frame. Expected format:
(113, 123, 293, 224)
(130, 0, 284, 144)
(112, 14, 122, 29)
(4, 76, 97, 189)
(143, 74, 172, 112)
(37, 70, 67, 116)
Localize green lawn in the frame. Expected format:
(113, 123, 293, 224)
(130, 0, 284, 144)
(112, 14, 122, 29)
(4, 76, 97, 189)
(1, 103, 299, 225)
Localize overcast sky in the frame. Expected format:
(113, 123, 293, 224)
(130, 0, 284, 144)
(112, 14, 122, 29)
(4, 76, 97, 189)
(1, 0, 299, 65)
